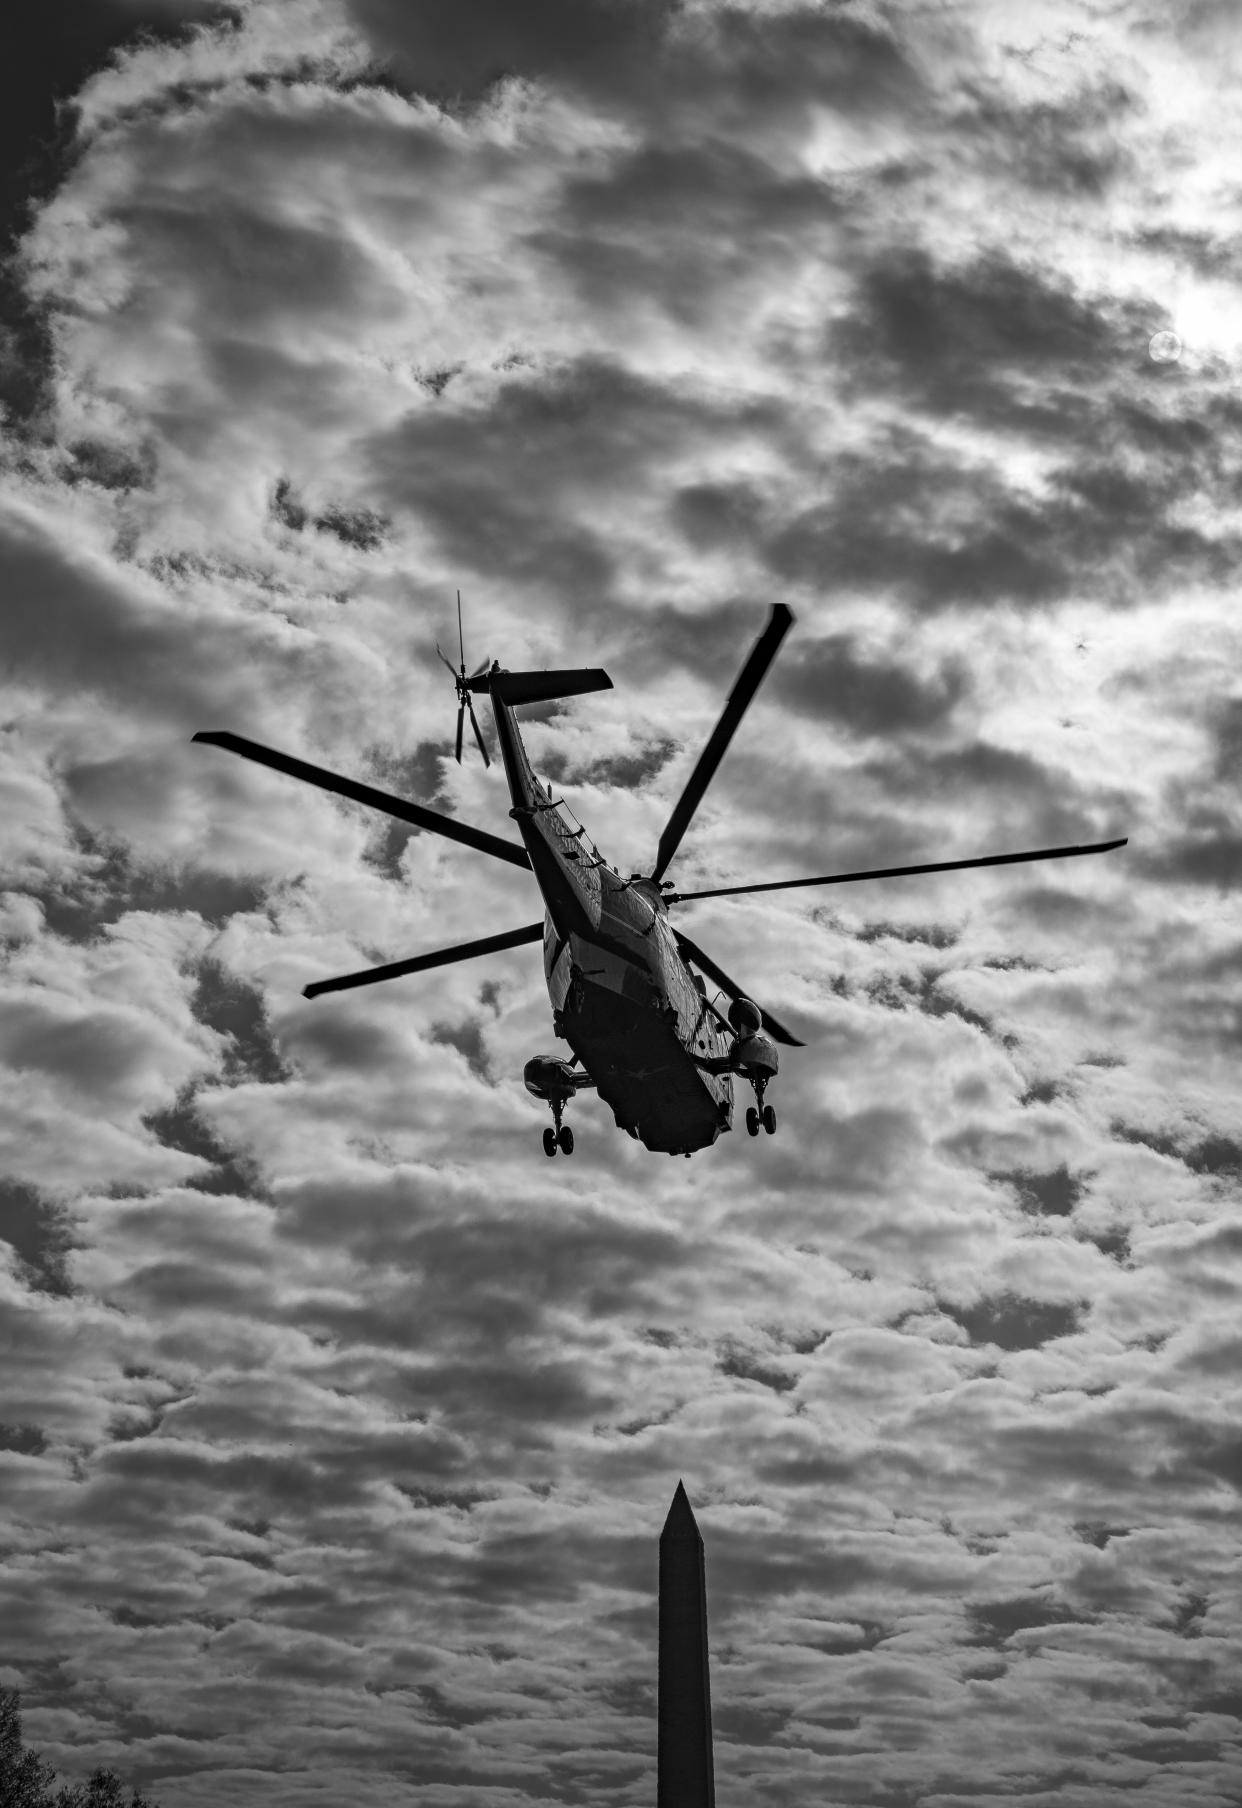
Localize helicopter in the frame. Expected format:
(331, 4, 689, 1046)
(194, 603, 1126, 1158)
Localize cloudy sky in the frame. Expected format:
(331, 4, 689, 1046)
(2, 1, 1240, 1803)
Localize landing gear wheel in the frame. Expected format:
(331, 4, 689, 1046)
(557, 1124, 575, 1155)
(762, 1103, 777, 1136)
(543, 1126, 558, 1157)
(746, 1105, 760, 1137)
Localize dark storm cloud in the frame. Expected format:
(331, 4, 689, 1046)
(269, 478, 306, 531)
(767, 409, 1241, 612)
(717, 1339, 797, 1394)
(0, 0, 238, 426)
(771, 634, 967, 738)
(855, 920, 958, 949)
(281, 1174, 690, 1332)
(33, 829, 266, 941)
(270, 480, 390, 551)
(753, 241, 1242, 611)
(966, 1594, 1085, 1645)
(989, 1163, 1090, 1220)
(61, 435, 158, 494)
(845, 736, 1128, 857)
(0, 1178, 75, 1295)
(124, 191, 376, 336)
(343, 0, 917, 122)
(190, 961, 291, 1085)
(0, 502, 290, 723)
(952, 72, 1137, 198)
(315, 504, 389, 551)
(428, 1015, 492, 1082)
(364, 354, 783, 606)
(340, 0, 678, 104)
(1207, 695, 1242, 785)
(360, 741, 455, 876)
(278, 1007, 412, 1076)
(855, 969, 996, 1041)
(557, 737, 679, 791)
(1112, 1122, 1242, 1183)
(940, 1293, 1085, 1352)
(766, 433, 1065, 610)
(144, 1088, 267, 1197)
(835, 245, 1126, 421)
(1081, 1224, 1131, 1264)
(1140, 811, 1242, 889)
(1132, 223, 1241, 279)
(0, 1422, 47, 1454)
(654, 4, 919, 122)
(538, 137, 846, 326)
(671, 479, 767, 554)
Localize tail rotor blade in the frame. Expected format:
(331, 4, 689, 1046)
(467, 699, 491, 768)
(455, 701, 465, 763)
(436, 643, 459, 679)
(457, 588, 466, 673)
(303, 920, 544, 999)
(653, 603, 793, 882)
(470, 657, 491, 681)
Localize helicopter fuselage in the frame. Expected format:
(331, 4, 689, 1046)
(490, 686, 734, 1155)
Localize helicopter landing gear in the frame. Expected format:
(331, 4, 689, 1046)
(747, 1078, 777, 1138)
(542, 1095, 575, 1156)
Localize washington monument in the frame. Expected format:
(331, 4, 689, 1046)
(658, 1481, 715, 1807)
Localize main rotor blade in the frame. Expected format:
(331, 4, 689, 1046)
(673, 928, 803, 1047)
(467, 698, 491, 768)
(455, 701, 465, 764)
(457, 589, 465, 671)
(666, 837, 1128, 903)
(652, 603, 793, 882)
(303, 920, 544, 999)
(193, 731, 530, 870)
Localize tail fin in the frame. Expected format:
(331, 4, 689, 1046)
(469, 667, 612, 707)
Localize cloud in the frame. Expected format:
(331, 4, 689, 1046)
(773, 631, 968, 737)
(3, 2, 1241, 1806)
(941, 1291, 1085, 1352)
(342, 0, 678, 105)
(0, 1180, 77, 1295)
(0, 0, 241, 431)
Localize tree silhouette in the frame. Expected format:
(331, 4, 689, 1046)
(0, 1692, 159, 1808)
(0, 1688, 57, 1808)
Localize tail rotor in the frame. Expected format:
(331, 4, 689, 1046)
(436, 590, 491, 768)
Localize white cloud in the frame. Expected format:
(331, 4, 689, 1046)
(2, 1, 1240, 1804)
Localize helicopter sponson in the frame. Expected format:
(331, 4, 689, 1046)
(730, 1029, 779, 1080)
(725, 996, 778, 1078)
(524, 1055, 587, 1101)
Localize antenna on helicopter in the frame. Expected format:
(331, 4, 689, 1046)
(437, 590, 492, 767)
